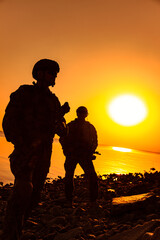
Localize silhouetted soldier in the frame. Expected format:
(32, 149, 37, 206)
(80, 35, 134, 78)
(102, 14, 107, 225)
(60, 106, 98, 207)
(2, 59, 70, 240)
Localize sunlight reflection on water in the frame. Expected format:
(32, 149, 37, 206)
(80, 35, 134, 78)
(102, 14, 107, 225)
(94, 146, 160, 176)
(111, 146, 132, 153)
(1, 137, 160, 184)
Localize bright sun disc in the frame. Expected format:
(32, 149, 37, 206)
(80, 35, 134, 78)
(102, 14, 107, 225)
(108, 94, 147, 126)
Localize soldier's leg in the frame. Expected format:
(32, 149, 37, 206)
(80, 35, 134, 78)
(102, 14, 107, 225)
(29, 167, 49, 210)
(25, 145, 52, 217)
(79, 159, 98, 202)
(2, 174, 33, 240)
(64, 157, 77, 202)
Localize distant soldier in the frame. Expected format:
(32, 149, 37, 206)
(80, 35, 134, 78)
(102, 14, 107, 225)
(60, 106, 98, 207)
(2, 59, 70, 240)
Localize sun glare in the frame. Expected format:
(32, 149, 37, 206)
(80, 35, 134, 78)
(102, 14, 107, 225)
(108, 94, 147, 126)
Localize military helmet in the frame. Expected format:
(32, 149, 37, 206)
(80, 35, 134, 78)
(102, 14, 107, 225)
(76, 106, 88, 116)
(32, 59, 60, 80)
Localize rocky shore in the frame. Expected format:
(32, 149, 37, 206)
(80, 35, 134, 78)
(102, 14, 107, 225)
(1, 169, 160, 240)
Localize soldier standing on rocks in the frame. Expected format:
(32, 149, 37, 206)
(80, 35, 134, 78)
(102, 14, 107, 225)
(60, 106, 99, 207)
(2, 59, 70, 240)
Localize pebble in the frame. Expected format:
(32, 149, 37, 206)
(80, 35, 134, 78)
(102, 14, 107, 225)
(1, 172, 160, 240)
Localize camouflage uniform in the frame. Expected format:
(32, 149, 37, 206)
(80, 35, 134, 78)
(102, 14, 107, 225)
(60, 118, 98, 203)
(2, 83, 66, 240)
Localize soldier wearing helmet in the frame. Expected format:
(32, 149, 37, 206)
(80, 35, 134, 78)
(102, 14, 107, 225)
(2, 59, 70, 240)
(60, 106, 98, 207)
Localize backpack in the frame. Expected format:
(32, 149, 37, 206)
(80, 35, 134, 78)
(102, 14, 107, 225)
(3, 101, 18, 143)
(2, 85, 33, 143)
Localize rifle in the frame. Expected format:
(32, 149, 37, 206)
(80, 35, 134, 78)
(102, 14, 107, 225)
(92, 151, 101, 160)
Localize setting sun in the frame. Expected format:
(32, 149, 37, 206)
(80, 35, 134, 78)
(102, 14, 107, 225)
(108, 94, 148, 126)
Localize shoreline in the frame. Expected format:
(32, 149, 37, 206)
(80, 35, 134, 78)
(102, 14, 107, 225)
(1, 170, 160, 239)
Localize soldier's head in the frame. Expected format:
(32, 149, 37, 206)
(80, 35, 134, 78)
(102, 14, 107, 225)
(76, 106, 88, 120)
(32, 59, 60, 87)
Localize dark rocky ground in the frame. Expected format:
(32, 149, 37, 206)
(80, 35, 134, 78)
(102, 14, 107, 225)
(1, 169, 160, 239)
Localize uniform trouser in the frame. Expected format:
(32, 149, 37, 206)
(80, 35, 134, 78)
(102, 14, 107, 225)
(2, 142, 52, 240)
(64, 154, 98, 202)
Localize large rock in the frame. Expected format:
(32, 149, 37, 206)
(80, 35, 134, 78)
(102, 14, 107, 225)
(108, 219, 160, 240)
(111, 192, 157, 216)
(112, 193, 154, 205)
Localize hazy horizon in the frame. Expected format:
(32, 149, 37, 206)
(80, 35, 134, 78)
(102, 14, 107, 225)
(1, 140, 160, 185)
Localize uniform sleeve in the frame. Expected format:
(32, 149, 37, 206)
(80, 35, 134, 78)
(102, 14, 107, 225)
(53, 95, 68, 137)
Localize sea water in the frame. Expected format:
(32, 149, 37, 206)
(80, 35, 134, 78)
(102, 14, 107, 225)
(0, 137, 160, 184)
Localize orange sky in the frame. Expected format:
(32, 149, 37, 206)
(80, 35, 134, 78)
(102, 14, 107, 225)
(1, 0, 160, 152)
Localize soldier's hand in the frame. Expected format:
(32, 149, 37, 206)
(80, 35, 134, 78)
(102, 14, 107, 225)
(61, 102, 70, 114)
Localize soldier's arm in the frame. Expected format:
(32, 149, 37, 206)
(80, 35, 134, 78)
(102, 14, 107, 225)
(53, 96, 70, 137)
(61, 102, 70, 116)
